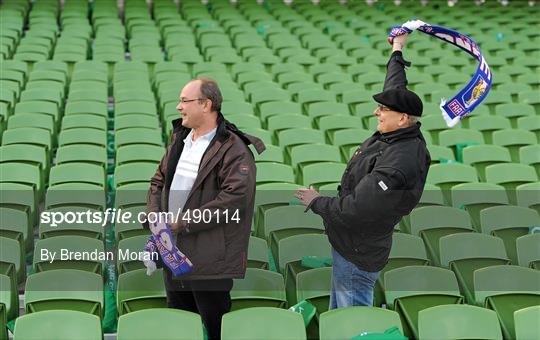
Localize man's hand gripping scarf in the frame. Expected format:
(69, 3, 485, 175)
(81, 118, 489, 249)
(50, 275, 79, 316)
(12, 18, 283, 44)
(143, 221, 193, 277)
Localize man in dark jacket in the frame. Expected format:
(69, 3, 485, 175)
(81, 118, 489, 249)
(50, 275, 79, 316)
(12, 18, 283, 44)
(146, 77, 265, 339)
(295, 33, 430, 308)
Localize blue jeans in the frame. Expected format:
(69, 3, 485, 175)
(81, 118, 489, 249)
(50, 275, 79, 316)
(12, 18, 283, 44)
(329, 248, 380, 309)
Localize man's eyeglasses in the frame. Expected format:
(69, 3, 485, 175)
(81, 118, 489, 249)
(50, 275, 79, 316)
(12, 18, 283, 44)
(376, 104, 393, 112)
(180, 98, 206, 104)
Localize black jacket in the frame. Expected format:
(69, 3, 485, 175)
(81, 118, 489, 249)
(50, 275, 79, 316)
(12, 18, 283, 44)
(308, 51, 431, 272)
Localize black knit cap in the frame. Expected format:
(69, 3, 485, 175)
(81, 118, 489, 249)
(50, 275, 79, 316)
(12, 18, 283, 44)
(373, 88, 423, 117)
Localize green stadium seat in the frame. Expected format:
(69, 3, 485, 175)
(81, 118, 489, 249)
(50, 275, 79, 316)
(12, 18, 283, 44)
(492, 129, 537, 162)
(330, 128, 373, 159)
(440, 233, 510, 304)
(516, 233, 540, 270)
(117, 309, 204, 340)
(117, 235, 147, 274)
(55, 145, 107, 169)
(467, 115, 511, 143)
(231, 268, 286, 310)
(494, 103, 535, 127)
(426, 145, 455, 163)
(14, 101, 59, 124)
(451, 182, 509, 231)
(279, 234, 331, 304)
(409, 206, 473, 266)
(316, 116, 364, 135)
(266, 115, 311, 134)
(299, 162, 346, 187)
(0, 273, 17, 325)
(61, 114, 107, 131)
(64, 101, 108, 118)
(33, 61, 68, 77)
(117, 268, 167, 316)
(416, 183, 445, 209)
(339, 90, 373, 115)
(462, 145, 511, 181)
(418, 304, 502, 340)
(479, 205, 539, 264)
(33, 236, 104, 274)
(519, 145, 540, 177)
(319, 306, 403, 340)
(485, 163, 538, 204)
(295, 89, 336, 113)
(426, 163, 478, 204)
(115, 128, 163, 149)
(420, 114, 460, 144)
(222, 307, 306, 340)
(384, 265, 463, 339)
(518, 90, 540, 112)
(0, 162, 43, 199)
(45, 182, 106, 211)
(288, 144, 342, 168)
(58, 128, 107, 148)
(116, 145, 164, 166)
(2, 127, 52, 157)
(226, 114, 261, 129)
(25, 269, 104, 318)
(247, 236, 269, 269)
(256, 162, 295, 185)
(249, 88, 290, 110)
(0, 143, 49, 179)
(0, 181, 37, 227)
(28, 69, 66, 85)
(0, 206, 31, 252)
(483, 90, 513, 107)
(296, 266, 331, 322)
(0, 236, 24, 285)
(277, 128, 325, 151)
(259, 102, 302, 122)
(514, 306, 540, 340)
(474, 265, 540, 339)
(515, 182, 540, 214)
(115, 101, 157, 117)
(252, 144, 284, 163)
(115, 114, 160, 131)
(20, 88, 62, 109)
(374, 233, 429, 307)
(114, 162, 157, 188)
(438, 128, 484, 161)
(261, 204, 324, 244)
(517, 116, 540, 142)
(49, 163, 105, 188)
(221, 101, 254, 116)
(114, 205, 150, 242)
(13, 310, 102, 340)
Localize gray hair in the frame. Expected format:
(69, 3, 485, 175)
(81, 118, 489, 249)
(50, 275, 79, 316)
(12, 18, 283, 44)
(408, 115, 419, 126)
(196, 77, 222, 113)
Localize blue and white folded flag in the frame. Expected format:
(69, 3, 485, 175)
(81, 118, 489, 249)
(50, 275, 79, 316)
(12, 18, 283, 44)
(388, 19, 492, 127)
(143, 221, 193, 277)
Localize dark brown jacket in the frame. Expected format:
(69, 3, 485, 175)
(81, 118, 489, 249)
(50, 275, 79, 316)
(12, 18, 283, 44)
(146, 114, 265, 281)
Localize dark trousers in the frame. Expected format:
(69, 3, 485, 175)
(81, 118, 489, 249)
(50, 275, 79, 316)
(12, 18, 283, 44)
(165, 275, 233, 340)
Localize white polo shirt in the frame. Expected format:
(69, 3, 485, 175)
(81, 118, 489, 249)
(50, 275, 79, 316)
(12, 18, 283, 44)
(168, 128, 217, 217)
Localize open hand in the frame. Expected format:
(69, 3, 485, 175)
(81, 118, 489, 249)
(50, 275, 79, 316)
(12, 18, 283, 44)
(294, 187, 321, 207)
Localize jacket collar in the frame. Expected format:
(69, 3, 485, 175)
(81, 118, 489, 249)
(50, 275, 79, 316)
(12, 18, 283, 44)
(376, 122, 425, 144)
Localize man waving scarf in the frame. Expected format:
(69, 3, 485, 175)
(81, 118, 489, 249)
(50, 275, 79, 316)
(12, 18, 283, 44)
(388, 19, 492, 127)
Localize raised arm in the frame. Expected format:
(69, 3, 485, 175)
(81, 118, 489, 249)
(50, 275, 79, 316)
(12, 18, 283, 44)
(382, 34, 411, 91)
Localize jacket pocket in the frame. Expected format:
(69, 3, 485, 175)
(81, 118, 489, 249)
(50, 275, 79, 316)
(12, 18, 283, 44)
(194, 227, 226, 265)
